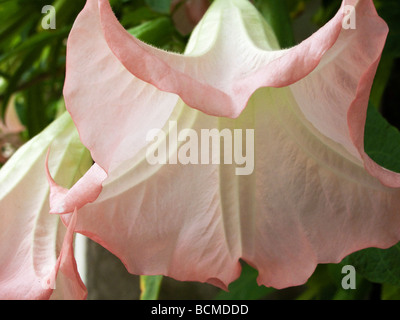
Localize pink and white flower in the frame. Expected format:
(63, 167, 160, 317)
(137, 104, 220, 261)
(1, 0, 399, 299)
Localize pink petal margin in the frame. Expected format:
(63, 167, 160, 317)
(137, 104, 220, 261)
(46, 149, 107, 215)
(60, 0, 400, 291)
(43, 209, 87, 300)
(0, 113, 89, 299)
(96, 0, 345, 118)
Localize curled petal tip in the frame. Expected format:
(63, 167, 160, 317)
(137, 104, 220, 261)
(46, 148, 107, 215)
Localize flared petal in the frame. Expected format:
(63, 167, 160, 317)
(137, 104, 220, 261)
(64, 0, 179, 172)
(0, 112, 91, 299)
(95, 0, 343, 117)
(73, 88, 400, 290)
(44, 209, 85, 300)
(289, 0, 400, 187)
(65, 0, 343, 172)
(74, 104, 242, 290)
(64, 0, 400, 290)
(237, 88, 400, 288)
(46, 153, 107, 215)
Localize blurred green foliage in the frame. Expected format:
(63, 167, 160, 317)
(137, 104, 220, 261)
(0, 0, 400, 300)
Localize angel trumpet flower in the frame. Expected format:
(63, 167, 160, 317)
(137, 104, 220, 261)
(54, 0, 400, 290)
(1, 0, 400, 299)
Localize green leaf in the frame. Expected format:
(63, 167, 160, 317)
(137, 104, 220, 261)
(0, 27, 70, 64)
(140, 275, 163, 300)
(364, 103, 400, 173)
(145, 0, 172, 14)
(121, 6, 163, 28)
(254, 0, 295, 48)
(0, 46, 43, 118)
(312, 0, 340, 27)
(374, 0, 400, 58)
(24, 83, 46, 137)
(127, 17, 175, 49)
(369, 55, 394, 110)
(0, 5, 37, 51)
(214, 262, 275, 300)
(381, 283, 400, 300)
(342, 243, 400, 287)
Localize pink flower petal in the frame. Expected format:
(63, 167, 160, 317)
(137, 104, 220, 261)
(64, 0, 400, 290)
(43, 209, 87, 300)
(64, 0, 179, 173)
(96, 0, 343, 118)
(0, 113, 89, 299)
(238, 88, 400, 288)
(74, 107, 242, 289)
(46, 149, 107, 215)
(64, 0, 341, 172)
(289, 0, 400, 188)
